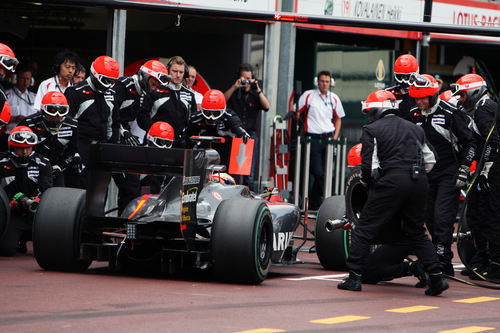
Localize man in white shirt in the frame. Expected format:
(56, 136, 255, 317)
(5, 65, 36, 133)
(33, 50, 79, 111)
(184, 65, 203, 111)
(298, 70, 345, 209)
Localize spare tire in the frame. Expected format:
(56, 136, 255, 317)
(345, 167, 404, 244)
(315, 195, 350, 270)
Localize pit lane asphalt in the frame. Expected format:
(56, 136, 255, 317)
(1, 243, 500, 333)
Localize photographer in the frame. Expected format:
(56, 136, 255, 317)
(224, 64, 269, 191)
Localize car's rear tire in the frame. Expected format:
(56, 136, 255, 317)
(0, 187, 11, 240)
(211, 199, 273, 284)
(315, 195, 349, 270)
(33, 187, 92, 272)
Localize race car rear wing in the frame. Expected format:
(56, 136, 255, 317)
(87, 143, 209, 248)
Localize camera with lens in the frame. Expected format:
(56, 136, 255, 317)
(241, 79, 251, 86)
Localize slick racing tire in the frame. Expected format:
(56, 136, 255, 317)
(0, 187, 11, 240)
(33, 188, 92, 272)
(457, 207, 476, 268)
(345, 167, 404, 244)
(315, 195, 349, 270)
(211, 199, 273, 284)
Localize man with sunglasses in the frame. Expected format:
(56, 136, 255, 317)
(409, 74, 476, 276)
(65, 55, 121, 188)
(189, 89, 250, 166)
(0, 126, 52, 256)
(385, 54, 418, 120)
(452, 74, 500, 280)
(19, 91, 78, 187)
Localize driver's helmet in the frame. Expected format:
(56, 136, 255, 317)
(347, 143, 362, 167)
(451, 73, 488, 110)
(147, 121, 174, 148)
(41, 91, 69, 130)
(212, 172, 236, 185)
(409, 74, 440, 108)
(361, 90, 399, 122)
(0, 43, 18, 75)
(8, 125, 37, 167)
(394, 54, 419, 87)
(0, 100, 12, 129)
(138, 60, 170, 94)
(90, 55, 120, 93)
(201, 89, 226, 125)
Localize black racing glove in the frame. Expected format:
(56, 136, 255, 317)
(139, 93, 153, 112)
(52, 165, 63, 178)
(72, 154, 84, 174)
(242, 133, 250, 144)
(455, 165, 469, 189)
(120, 126, 140, 146)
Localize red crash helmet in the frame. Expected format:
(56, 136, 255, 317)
(201, 89, 226, 122)
(147, 121, 174, 148)
(90, 55, 120, 90)
(0, 43, 18, 73)
(451, 74, 487, 110)
(394, 54, 419, 84)
(9, 126, 37, 148)
(140, 60, 170, 86)
(347, 143, 362, 167)
(361, 90, 399, 121)
(0, 101, 12, 127)
(41, 91, 69, 117)
(409, 74, 440, 98)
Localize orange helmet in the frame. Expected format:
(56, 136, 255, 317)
(0, 43, 18, 73)
(347, 143, 362, 167)
(90, 55, 120, 92)
(201, 89, 226, 124)
(139, 60, 170, 91)
(147, 121, 174, 148)
(9, 125, 37, 148)
(41, 91, 69, 129)
(212, 172, 236, 185)
(394, 54, 418, 85)
(451, 74, 487, 110)
(0, 101, 12, 127)
(409, 74, 440, 108)
(361, 90, 399, 121)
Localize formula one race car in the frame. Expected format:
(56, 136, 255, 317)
(32, 141, 301, 284)
(314, 143, 476, 271)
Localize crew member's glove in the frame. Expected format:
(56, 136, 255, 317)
(72, 154, 84, 174)
(52, 165, 62, 178)
(242, 133, 250, 144)
(479, 161, 493, 191)
(139, 93, 153, 112)
(455, 165, 469, 189)
(120, 126, 140, 146)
